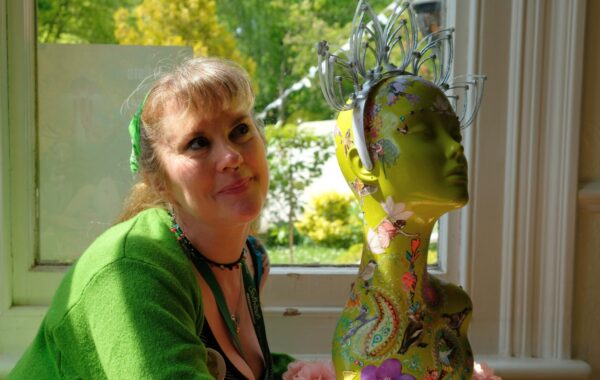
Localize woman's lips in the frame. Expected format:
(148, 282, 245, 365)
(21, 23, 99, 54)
(218, 177, 252, 195)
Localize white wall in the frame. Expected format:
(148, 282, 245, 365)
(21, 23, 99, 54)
(572, 0, 600, 377)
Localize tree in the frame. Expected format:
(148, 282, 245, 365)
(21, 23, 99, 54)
(215, 0, 293, 123)
(265, 123, 332, 262)
(113, 0, 255, 75)
(37, 0, 132, 43)
(216, 0, 393, 124)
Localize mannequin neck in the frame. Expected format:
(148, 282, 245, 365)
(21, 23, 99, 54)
(357, 194, 444, 295)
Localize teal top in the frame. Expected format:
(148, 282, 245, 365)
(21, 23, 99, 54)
(9, 208, 223, 379)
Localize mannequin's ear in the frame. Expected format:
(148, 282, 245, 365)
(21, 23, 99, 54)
(348, 147, 377, 183)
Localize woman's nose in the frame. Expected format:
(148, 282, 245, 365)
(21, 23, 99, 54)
(216, 142, 243, 171)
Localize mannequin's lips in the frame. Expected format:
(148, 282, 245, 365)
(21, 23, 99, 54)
(446, 166, 467, 181)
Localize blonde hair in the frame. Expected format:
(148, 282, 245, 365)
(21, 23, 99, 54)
(118, 57, 255, 222)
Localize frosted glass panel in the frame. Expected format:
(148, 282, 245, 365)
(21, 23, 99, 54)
(38, 44, 192, 264)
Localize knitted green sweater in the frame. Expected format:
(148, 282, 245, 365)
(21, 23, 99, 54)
(8, 208, 214, 379)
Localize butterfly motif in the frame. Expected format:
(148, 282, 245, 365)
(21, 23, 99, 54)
(433, 95, 452, 114)
(342, 129, 353, 155)
(381, 196, 414, 221)
(369, 142, 385, 161)
(442, 307, 472, 336)
(349, 178, 378, 204)
(333, 124, 343, 140)
(367, 228, 385, 254)
(369, 217, 419, 253)
(377, 219, 398, 248)
(398, 308, 426, 354)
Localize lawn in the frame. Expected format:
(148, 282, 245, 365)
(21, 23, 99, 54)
(266, 243, 439, 266)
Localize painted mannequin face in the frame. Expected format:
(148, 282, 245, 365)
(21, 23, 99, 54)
(335, 75, 468, 213)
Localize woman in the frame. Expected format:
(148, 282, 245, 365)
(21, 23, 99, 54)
(9, 57, 288, 379)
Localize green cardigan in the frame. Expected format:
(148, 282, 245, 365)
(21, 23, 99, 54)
(9, 208, 215, 379)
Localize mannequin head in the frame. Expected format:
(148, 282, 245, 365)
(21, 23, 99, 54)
(335, 75, 468, 219)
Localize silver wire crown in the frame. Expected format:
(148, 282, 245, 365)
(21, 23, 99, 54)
(317, 0, 486, 170)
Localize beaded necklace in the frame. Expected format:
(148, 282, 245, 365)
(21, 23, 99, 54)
(170, 214, 245, 270)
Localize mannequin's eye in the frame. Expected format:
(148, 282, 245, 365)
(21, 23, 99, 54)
(448, 124, 462, 142)
(396, 124, 409, 135)
(410, 124, 435, 139)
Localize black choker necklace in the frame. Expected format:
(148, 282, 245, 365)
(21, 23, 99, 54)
(169, 213, 245, 270)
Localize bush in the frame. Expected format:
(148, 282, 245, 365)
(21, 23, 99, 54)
(295, 192, 363, 248)
(263, 222, 304, 247)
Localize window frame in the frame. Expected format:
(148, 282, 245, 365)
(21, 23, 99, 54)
(0, 0, 592, 378)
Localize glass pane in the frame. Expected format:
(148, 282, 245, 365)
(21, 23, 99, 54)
(428, 221, 440, 268)
(36, 0, 195, 264)
(37, 44, 192, 264)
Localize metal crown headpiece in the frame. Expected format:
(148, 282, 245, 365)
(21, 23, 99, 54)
(317, 0, 486, 171)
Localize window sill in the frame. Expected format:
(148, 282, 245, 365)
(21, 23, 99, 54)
(579, 180, 600, 213)
(290, 355, 591, 380)
(0, 353, 591, 379)
(480, 357, 591, 380)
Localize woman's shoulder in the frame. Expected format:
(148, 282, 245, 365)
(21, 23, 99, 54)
(24, 207, 207, 379)
(81, 207, 183, 269)
(45, 208, 197, 327)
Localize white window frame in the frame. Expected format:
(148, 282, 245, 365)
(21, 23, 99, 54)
(0, 0, 592, 378)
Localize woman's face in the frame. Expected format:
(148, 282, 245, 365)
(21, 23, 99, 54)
(155, 101, 269, 230)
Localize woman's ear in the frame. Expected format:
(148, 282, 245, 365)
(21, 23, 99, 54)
(144, 172, 173, 203)
(348, 147, 378, 183)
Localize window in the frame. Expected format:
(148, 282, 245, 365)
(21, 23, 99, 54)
(30, 0, 447, 269)
(0, 0, 591, 378)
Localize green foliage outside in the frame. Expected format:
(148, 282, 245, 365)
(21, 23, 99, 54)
(428, 242, 439, 267)
(268, 244, 356, 266)
(265, 123, 332, 263)
(263, 222, 305, 248)
(113, 0, 255, 76)
(295, 192, 362, 248)
(267, 242, 438, 266)
(36, 0, 392, 124)
(37, 0, 136, 43)
(264, 192, 363, 265)
(214, 0, 392, 124)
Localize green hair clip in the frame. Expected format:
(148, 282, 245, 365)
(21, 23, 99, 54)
(128, 94, 148, 173)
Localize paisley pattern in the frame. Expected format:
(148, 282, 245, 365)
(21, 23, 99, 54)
(364, 291, 401, 357)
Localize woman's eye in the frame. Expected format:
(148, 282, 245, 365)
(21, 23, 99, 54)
(188, 136, 210, 150)
(231, 123, 251, 140)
